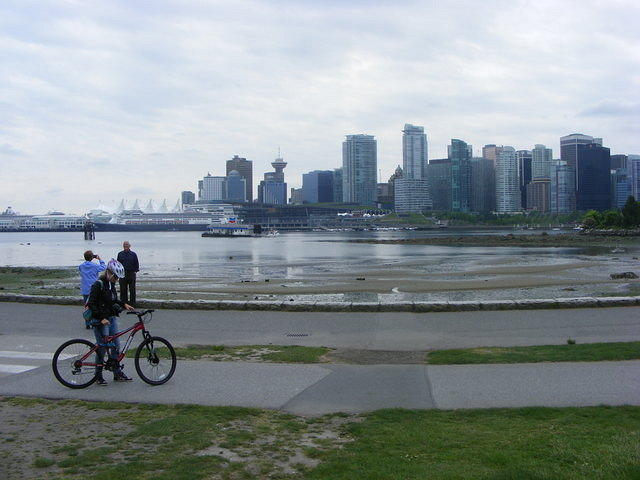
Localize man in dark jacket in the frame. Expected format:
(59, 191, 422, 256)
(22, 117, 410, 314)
(116, 240, 139, 306)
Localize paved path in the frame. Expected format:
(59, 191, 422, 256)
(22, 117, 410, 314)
(1, 302, 639, 414)
(0, 358, 638, 415)
(2, 302, 639, 350)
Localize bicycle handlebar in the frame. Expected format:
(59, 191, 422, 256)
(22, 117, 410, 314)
(126, 309, 155, 317)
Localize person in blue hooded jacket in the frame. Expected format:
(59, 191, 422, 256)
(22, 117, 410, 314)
(79, 250, 106, 303)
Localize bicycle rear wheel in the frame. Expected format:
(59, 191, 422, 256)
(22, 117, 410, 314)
(134, 336, 176, 385)
(52, 339, 98, 389)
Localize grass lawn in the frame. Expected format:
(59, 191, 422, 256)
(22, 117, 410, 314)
(308, 407, 640, 480)
(128, 344, 331, 363)
(2, 397, 639, 479)
(427, 341, 640, 365)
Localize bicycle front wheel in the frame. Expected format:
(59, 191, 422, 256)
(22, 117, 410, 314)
(52, 339, 98, 389)
(134, 336, 176, 385)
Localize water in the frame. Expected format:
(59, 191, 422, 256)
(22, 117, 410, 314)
(1, 230, 638, 301)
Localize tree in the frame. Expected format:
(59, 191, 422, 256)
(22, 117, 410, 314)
(601, 210, 623, 228)
(622, 196, 640, 227)
(582, 210, 601, 229)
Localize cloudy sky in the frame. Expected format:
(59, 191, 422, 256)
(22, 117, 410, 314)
(1, 0, 639, 214)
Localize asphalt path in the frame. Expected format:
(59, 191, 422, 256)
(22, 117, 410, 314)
(1, 358, 638, 415)
(2, 302, 640, 350)
(1, 302, 639, 414)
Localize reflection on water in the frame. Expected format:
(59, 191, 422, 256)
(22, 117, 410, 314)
(1, 230, 638, 301)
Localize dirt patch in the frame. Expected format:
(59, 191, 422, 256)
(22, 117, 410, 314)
(0, 397, 138, 480)
(0, 397, 363, 479)
(195, 414, 362, 475)
(323, 348, 426, 365)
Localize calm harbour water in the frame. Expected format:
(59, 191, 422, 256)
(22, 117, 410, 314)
(1, 230, 638, 301)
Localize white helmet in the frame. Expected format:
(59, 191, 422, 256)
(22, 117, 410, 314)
(107, 259, 125, 278)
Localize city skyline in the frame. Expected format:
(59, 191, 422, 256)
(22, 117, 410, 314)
(1, 1, 639, 213)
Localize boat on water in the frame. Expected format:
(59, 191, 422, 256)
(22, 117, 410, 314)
(93, 205, 237, 232)
(202, 220, 262, 238)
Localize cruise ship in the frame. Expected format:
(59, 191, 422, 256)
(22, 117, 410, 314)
(0, 208, 87, 231)
(0, 204, 238, 232)
(92, 204, 236, 231)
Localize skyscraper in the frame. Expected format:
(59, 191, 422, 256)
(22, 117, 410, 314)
(448, 139, 472, 212)
(560, 134, 613, 211)
(560, 134, 602, 178)
(629, 155, 640, 201)
(402, 124, 428, 180)
(550, 161, 576, 214)
(526, 178, 551, 212)
(387, 166, 403, 210)
(201, 173, 226, 201)
(610, 154, 627, 170)
(426, 159, 452, 211)
(575, 142, 611, 211)
(332, 168, 343, 204)
(342, 134, 377, 205)
(302, 170, 334, 204)
(470, 157, 495, 213)
(611, 168, 629, 209)
(531, 144, 553, 178)
(394, 178, 432, 213)
(226, 155, 253, 203)
(258, 156, 288, 205)
(181, 191, 195, 207)
(482, 144, 500, 166)
(270, 156, 287, 183)
(225, 170, 246, 202)
(528, 145, 552, 211)
(516, 150, 532, 210)
(495, 146, 521, 213)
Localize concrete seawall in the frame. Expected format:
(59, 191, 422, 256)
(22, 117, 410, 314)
(0, 293, 638, 312)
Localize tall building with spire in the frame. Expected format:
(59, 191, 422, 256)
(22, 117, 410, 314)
(270, 156, 287, 183)
(258, 154, 288, 205)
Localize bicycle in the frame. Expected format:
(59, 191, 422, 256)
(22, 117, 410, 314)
(52, 309, 176, 389)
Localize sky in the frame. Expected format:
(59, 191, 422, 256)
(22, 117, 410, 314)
(1, 0, 639, 214)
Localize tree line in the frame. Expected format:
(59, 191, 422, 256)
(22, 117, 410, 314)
(582, 196, 640, 229)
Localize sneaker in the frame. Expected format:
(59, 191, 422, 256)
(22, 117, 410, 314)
(96, 377, 107, 386)
(114, 372, 132, 382)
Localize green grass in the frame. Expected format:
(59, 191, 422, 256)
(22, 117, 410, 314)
(307, 407, 640, 480)
(128, 344, 331, 363)
(4, 397, 640, 479)
(427, 341, 640, 365)
(32, 457, 55, 468)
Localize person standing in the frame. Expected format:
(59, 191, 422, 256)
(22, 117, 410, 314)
(79, 250, 106, 303)
(117, 240, 139, 306)
(86, 259, 134, 385)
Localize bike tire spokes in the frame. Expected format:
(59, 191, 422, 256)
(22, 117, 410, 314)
(52, 339, 98, 389)
(134, 336, 176, 385)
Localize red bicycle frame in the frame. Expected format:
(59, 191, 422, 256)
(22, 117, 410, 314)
(78, 318, 147, 367)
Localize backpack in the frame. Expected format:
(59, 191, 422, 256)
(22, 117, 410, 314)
(82, 279, 103, 329)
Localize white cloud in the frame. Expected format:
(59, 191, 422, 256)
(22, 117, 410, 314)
(0, 0, 639, 213)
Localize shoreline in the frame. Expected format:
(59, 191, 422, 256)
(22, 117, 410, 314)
(330, 233, 640, 247)
(1, 292, 638, 312)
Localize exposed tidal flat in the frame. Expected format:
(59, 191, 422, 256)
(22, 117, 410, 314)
(0, 230, 639, 303)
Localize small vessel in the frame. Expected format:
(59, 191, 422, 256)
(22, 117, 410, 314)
(202, 219, 262, 238)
